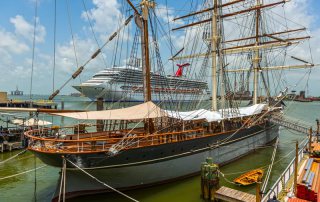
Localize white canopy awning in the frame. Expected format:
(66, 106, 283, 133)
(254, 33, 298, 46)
(167, 104, 267, 122)
(221, 104, 267, 118)
(166, 109, 223, 122)
(49, 102, 268, 122)
(11, 118, 52, 126)
(51, 101, 168, 120)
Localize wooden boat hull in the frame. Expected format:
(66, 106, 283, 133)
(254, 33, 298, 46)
(31, 124, 279, 201)
(233, 169, 264, 185)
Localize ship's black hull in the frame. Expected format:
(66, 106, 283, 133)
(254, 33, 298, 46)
(33, 123, 274, 169)
(29, 123, 279, 201)
(47, 125, 279, 201)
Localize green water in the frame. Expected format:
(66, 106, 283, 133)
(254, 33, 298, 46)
(0, 99, 319, 202)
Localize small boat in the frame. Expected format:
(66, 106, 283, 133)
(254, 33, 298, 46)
(233, 169, 264, 186)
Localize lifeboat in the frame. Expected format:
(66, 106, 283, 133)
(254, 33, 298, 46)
(233, 169, 264, 186)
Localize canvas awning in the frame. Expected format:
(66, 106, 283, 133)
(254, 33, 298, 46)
(221, 104, 267, 118)
(166, 104, 267, 122)
(50, 101, 168, 120)
(50, 102, 268, 122)
(11, 118, 52, 126)
(166, 109, 223, 122)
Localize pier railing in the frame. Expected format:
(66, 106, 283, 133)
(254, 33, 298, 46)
(270, 114, 311, 135)
(261, 138, 308, 201)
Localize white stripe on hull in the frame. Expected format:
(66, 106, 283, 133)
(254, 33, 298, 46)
(56, 126, 279, 197)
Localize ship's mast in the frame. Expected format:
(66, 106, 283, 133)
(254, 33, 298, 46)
(253, 0, 261, 105)
(211, 0, 218, 111)
(171, 0, 314, 106)
(126, 0, 154, 134)
(217, 0, 225, 113)
(138, 0, 155, 134)
(141, 0, 154, 102)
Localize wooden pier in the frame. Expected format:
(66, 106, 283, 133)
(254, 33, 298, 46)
(0, 100, 57, 109)
(215, 186, 256, 202)
(0, 141, 22, 152)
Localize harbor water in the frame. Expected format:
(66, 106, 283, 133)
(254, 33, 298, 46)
(0, 95, 318, 202)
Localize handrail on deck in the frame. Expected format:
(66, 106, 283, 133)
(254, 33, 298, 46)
(261, 138, 308, 201)
(25, 127, 206, 153)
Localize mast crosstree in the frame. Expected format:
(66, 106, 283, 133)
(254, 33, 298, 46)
(172, 0, 316, 108)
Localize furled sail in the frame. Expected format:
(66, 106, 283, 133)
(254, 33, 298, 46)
(50, 101, 167, 120)
(51, 102, 267, 122)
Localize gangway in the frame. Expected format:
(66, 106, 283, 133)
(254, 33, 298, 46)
(269, 114, 313, 135)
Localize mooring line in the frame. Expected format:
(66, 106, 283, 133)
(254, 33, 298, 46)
(217, 170, 238, 185)
(220, 137, 308, 177)
(262, 137, 279, 192)
(0, 149, 27, 165)
(65, 158, 139, 202)
(0, 165, 46, 180)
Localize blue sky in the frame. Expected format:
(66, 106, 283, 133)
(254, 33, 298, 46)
(0, 0, 319, 96)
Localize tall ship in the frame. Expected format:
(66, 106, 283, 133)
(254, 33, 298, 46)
(73, 64, 210, 102)
(21, 0, 316, 201)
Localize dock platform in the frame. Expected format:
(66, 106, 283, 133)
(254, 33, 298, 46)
(0, 142, 23, 152)
(215, 186, 256, 202)
(0, 100, 57, 109)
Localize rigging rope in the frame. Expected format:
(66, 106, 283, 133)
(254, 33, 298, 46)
(48, 14, 134, 100)
(58, 157, 66, 202)
(30, 0, 38, 100)
(66, 0, 80, 72)
(220, 137, 308, 177)
(0, 165, 46, 181)
(0, 149, 27, 164)
(52, 0, 57, 93)
(81, 0, 108, 68)
(65, 158, 139, 202)
(34, 154, 37, 202)
(262, 137, 279, 193)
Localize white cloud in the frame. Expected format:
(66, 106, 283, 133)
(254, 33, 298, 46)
(1, 0, 319, 96)
(10, 15, 46, 43)
(0, 28, 29, 54)
(56, 37, 106, 74)
(155, 4, 184, 27)
(81, 0, 123, 38)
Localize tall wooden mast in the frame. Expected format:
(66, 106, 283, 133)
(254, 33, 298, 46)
(141, 0, 154, 102)
(171, 0, 313, 106)
(126, 0, 154, 134)
(211, 0, 218, 111)
(141, 0, 155, 134)
(253, 0, 261, 104)
(217, 0, 225, 113)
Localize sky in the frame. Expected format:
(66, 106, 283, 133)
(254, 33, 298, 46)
(0, 0, 319, 96)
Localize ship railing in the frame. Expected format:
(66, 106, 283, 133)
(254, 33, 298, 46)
(24, 127, 206, 153)
(261, 138, 308, 201)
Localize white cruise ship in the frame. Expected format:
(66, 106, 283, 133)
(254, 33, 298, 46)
(73, 66, 210, 102)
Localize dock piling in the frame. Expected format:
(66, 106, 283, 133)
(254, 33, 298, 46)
(200, 157, 219, 201)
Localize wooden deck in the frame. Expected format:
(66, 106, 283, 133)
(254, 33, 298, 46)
(0, 141, 22, 152)
(215, 186, 256, 202)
